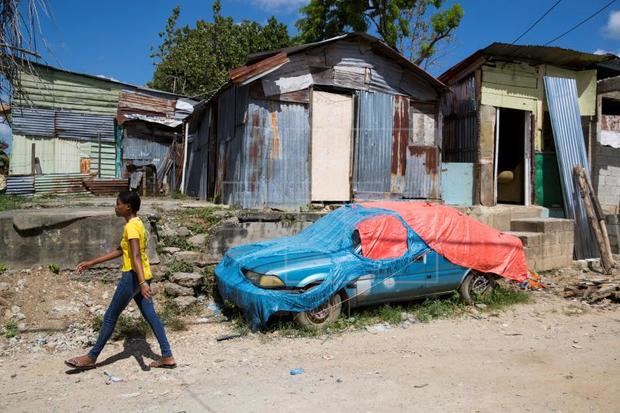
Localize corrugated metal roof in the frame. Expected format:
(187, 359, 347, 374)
(440, 42, 616, 84)
(544, 76, 598, 259)
(11, 107, 115, 142)
(240, 33, 446, 91)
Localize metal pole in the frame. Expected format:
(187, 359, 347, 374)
(180, 122, 189, 194)
(98, 131, 102, 178)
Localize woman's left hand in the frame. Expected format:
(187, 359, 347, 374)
(140, 283, 151, 301)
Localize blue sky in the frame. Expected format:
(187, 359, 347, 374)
(34, 0, 620, 86)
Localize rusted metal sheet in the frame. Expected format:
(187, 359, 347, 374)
(221, 96, 309, 209)
(391, 95, 409, 193)
(404, 146, 440, 199)
(230, 52, 290, 85)
(441, 74, 477, 162)
(34, 174, 89, 194)
(354, 91, 393, 194)
(185, 107, 212, 199)
(117, 90, 176, 125)
(82, 177, 129, 194)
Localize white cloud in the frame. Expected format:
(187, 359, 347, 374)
(593, 48, 620, 56)
(603, 10, 620, 39)
(251, 0, 308, 13)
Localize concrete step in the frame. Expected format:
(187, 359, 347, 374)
(510, 217, 574, 233)
(506, 231, 544, 248)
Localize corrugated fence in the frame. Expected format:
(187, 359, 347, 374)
(544, 76, 597, 259)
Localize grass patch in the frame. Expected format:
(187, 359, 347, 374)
(0, 263, 7, 274)
(170, 191, 188, 200)
(161, 235, 191, 250)
(48, 263, 60, 274)
(158, 300, 187, 331)
(0, 195, 29, 212)
(164, 261, 194, 279)
(91, 314, 149, 340)
(235, 286, 531, 338)
(91, 302, 188, 340)
(478, 286, 530, 310)
(201, 266, 216, 297)
(177, 207, 228, 234)
(3, 320, 18, 339)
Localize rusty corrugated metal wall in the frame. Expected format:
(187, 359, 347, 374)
(442, 74, 477, 162)
(185, 106, 211, 199)
(354, 91, 440, 199)
(215, 85, 311, 209)
(354, 91, 393, 194)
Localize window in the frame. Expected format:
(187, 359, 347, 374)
(355, 215, 408, 260)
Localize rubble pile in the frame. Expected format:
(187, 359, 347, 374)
(562, 276, 620, 304)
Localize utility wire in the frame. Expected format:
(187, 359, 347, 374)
(544, 0, 617, 45)
(511, 0, 564, 45)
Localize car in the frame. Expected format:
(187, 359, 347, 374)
(215, 201, 530, 331)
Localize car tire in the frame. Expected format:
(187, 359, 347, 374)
(459, 271, 497, 304)
(294, 293, 342, 330)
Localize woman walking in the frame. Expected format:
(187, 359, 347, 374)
(65, 191, 176, 370)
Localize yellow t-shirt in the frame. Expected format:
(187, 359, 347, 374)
(120, 217, 152, 280)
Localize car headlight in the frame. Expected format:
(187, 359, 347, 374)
(243, 270, 285, 288)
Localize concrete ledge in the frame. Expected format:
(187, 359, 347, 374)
(510, 217, 574, 233)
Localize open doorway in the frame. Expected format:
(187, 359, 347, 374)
(495, 108, 530, 205)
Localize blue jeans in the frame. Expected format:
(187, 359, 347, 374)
(89, 271, 172, 359)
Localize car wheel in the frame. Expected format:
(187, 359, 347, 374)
(459, 271, 497, 304)
(294, 293, 342, 330)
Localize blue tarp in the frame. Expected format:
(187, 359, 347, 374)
(215, 204, 432, 330)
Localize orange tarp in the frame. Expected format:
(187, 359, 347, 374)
(361, 202, 530, 282)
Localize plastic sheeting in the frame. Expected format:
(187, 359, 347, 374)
(216, 205, 433, 330)
(362, 201, 529, 281)
(356, 215, 408, 260)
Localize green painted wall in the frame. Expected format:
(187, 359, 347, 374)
(17, 66, 122, 115)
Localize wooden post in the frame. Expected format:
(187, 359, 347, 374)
(574, 166, 615, 274)
(31, 143, 35, 176)
(584, 169, 615, 267)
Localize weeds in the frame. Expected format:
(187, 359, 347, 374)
(48, 263, 60, 274)
(3, 320, 18, 338)
(238, 286, 531, 338)
(0, 263, 6, 274)
(164, 261, 194, 279)
(177, 207, 227, 234)
(0, 195, 29, 212)
(91, 314, 149, 340)
(201, 266, 216, 297)
(161, 235, 191, 251)
(158, 300, 187, 331)
(170, 191, 188, 200)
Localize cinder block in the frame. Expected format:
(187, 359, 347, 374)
(511, 218, 574, 233)
(507, 231, 544, 248)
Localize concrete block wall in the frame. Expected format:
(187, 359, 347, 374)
(593, 145, 620, 215)
(510, 218, 574, 272)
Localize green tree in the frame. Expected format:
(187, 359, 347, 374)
(149, 2, 291, 97)
(295, 0, 463, 68)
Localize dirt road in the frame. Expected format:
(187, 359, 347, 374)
(1, 292, 619, 412)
